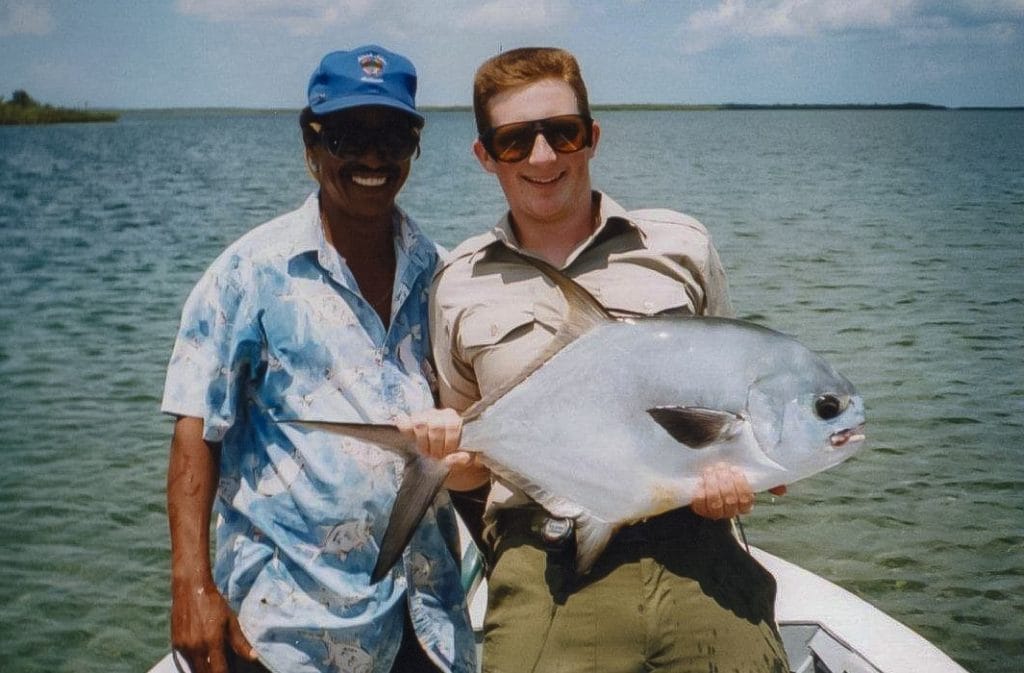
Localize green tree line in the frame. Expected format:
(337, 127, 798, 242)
(1, 90, 118, 125)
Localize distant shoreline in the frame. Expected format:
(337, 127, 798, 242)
(1, 90, 119, 125)
(5, 103, 1019, 123)
(113, 103, 1023, 116)
(593, 103, 1024, 111)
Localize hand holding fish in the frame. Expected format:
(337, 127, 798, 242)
(395, 408, 463, 462)
(395, 408, 489, 491)
(691, 463, 788, 520)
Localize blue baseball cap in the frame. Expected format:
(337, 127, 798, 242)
(307, 45, 423, 122)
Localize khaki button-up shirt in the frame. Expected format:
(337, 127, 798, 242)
(429, 192, 734, 513)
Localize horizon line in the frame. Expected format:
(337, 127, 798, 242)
(102, 102, 1024, 114)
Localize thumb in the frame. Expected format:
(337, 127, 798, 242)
(444, 451, 474, 468)
(227, 616, 258, 662)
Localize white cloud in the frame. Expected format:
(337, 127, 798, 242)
(174, 0, 371, 35)
(678, 0, 1021, 53)
(174, 0, 575, 37)
(680, 0, 916, 50)
(0, 0, 55, 37)
(459, 0, 572, 30)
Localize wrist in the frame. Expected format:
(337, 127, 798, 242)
(171, 565, 216, 595)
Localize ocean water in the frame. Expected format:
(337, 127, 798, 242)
(0, 108, 1021, 672)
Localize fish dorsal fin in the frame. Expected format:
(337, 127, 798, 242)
(647, 406, 743, 449)
(462, 253, 614, 422)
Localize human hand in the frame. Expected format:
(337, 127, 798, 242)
(170, 581, 258, 673)
(691, 463, 788, 519)
(395, 407, 466, 464)
(691, 463, 755, 520)
(395, 408, 489, 489)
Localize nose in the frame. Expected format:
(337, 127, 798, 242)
(527, 132, 558, 164)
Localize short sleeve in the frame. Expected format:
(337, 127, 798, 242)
(161, 252, 262, 442)
(428, 268, 482, 413)
(701, 239, 735, 318)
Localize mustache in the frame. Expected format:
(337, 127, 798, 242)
(339, 164, 402, 180)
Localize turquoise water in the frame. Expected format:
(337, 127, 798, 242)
(1, 109, 1021, 672)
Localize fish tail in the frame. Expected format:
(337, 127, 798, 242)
(372, 454, 451, 582)
(278, 419, 448, 583)
(284, 419, 411, 451)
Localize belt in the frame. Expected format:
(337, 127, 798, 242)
(494, 505, 718, 551)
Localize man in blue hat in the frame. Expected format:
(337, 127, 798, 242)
(163, 46, 479, 673)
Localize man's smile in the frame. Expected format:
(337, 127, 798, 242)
(522, 171, 566, 186)
(351, 174, 389, 188)
(340, 164, 401, 189)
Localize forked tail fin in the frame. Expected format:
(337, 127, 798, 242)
(280, 419, 450, 583)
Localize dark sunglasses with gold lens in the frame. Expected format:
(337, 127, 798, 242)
(480, 114, 593, 163)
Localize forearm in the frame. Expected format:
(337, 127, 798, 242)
(167, 416, 220, 594)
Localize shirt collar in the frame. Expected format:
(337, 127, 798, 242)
(478, 191, 642, 267)
(289, 191, 436, 285)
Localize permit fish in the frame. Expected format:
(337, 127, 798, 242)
(288, 257, 867, 581)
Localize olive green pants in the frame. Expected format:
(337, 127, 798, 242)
(482, 511, 789, 673)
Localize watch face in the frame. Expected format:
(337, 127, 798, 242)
(541, 517, 574, 544)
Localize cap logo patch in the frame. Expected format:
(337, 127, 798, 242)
(359, 52, 386, 80)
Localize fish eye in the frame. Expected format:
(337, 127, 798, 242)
(814, 394, 847, 420)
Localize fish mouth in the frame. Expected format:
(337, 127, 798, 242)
(829, 424, 866, 449)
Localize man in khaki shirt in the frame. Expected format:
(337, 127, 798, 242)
(431, 48, 789, 673)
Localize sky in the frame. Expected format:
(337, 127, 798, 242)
(1, 0, 1022, 109)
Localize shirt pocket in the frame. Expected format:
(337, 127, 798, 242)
(596, 277, 696, 318)
(457, 306, 537, 355)
(455, 304, 560, 394)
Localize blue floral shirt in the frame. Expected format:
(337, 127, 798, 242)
(162, 193, 476, 673)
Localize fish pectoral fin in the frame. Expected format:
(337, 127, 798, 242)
(647, 406, 743, 449)
(573, 515, 616, 575)
(371, 454, 451, 583)
(281, 420, 413, 453)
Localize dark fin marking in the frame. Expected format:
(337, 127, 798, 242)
(371, 454, 451, 583)
(461, 253, 615, 422)
(647, 406, 741, 449)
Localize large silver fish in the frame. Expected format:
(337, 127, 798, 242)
(290, 258, 866, 581)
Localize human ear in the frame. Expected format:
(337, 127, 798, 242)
(588, 119, 601, 157)
(472, 139, 498, 175)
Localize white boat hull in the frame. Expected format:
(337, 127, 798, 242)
(751, 547, 969, 673)
(149, 543, 969, 673)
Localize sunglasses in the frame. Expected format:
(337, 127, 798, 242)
(319, 122, 420, 162)
(480, 114, 593, 163)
